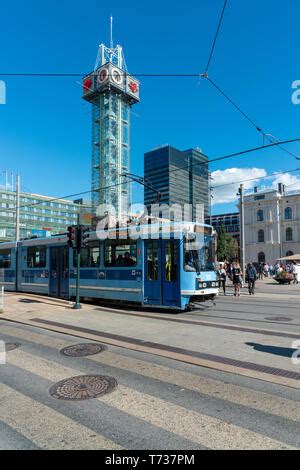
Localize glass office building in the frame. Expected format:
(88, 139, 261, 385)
(0, 188, 85, 242)
(144, 145, 209, 221)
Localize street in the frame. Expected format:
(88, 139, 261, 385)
(0, 279, 299, 450)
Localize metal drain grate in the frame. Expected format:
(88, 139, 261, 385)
(49, 375, 117, 400)
(60, 343, 106, 357)
(265, 316, 292, 322)
(5, 343, 20, 352)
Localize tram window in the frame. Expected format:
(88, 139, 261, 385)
(105, 239, 137, 267)
(73, 241, 100, 268)
(27, 246, 46, 268)
(165, 241, 178, 282)
(0, 249, 11, 268)
(147, 241, 158, 281)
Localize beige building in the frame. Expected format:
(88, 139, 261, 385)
(244, 183, 300, 264)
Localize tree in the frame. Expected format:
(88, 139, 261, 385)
(216, 225, 227, 261)
(226, 235, 238, 262)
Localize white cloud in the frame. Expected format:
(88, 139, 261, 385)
(271, 172, 300, 191)
(211, 167, 267, 204)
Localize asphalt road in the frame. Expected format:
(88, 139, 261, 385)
(0, 312, 299, 450)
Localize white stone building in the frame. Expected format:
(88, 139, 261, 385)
(244, 184, 300, 264)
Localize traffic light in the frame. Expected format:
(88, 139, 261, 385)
(81, 226, 90, 248)
(67, 226, 76, 248)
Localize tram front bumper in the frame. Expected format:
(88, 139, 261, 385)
(181, 288, 219, 296)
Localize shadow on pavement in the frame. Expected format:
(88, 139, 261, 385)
(246, 342, 297, 358)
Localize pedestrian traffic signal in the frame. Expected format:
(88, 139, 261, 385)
(67, 226, 75, 247)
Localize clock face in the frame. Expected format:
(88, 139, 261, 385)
(111, 67, 123, 85)
(98, 67, 109, 84)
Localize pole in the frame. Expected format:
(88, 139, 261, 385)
(73, 216, 82, 310)
(15, 174, 20, 242)
(208, 171, 212, 225)
(239, 184, 245, 280)
(73, 247, 82, 310)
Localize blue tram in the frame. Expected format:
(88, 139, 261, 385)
(0, 222, 218, 311)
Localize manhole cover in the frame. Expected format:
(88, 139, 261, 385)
(60, 343, 106, 357)
(49, 375, 117, 400)
(265, 316, 292, 322)
(5, 343, 20, 351)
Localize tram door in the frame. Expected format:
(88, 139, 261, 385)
(50, 246, 69, 299)
(144, 239, 180, 307)
(161, 239, 180, 307)
(144, 240, 161, 305)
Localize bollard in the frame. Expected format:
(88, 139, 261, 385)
(0, 286, 4, 314)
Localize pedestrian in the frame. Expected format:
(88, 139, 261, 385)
(218, 262, 227, 295)
(226, 262, 233, 282)
(246, 262, 257, 295)
(264, 263, 269, 278)
(274, 262, 280, 275)
(269, 264, 273, 277)
(258, 263, 264, 280)
(232, 262, 243, 297)
(292, 262, 299, 284)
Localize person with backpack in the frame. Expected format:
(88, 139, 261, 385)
(246, 262, 257, 295)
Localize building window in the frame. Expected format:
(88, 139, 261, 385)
(27, 246, 46, 268)
(284, 207, 292, 220)
(258, 252, 265, 263)
(73, 241, 100, 268)
(258, 229, 265, 243)
(286, 227, 293, 241)
(104, 239, 137, 267)
(0, 249, 11, 268)
(257, 209, 264, 222)
(286, 250, 294, 256)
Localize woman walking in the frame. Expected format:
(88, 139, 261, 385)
(218, 263, 227, 295)
(232, 262, 243, 297)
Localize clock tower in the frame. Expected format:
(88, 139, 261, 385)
(83, 27, 140, 218)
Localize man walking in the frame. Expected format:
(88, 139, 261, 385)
(292, 262, 299, 284)
(246, 262, 257, 295)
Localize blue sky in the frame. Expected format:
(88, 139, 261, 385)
(1, 0, 300, 214)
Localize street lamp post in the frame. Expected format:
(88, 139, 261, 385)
(238, 184, 245, 279)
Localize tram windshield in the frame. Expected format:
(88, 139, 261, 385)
(184, 233, 215, 272)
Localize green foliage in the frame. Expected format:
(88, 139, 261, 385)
(216, 225, 227, 261)
(226, 235, 238, 262)
(216, 225, 238, 262)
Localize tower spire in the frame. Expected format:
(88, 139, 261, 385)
(110, 15, 113, 50)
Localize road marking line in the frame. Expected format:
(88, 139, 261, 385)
(100, 385, 295, 450)
(5, 350, 296, 450)
(0, 324, 71, 349)
(0, 384, 121, 450)
(2, 323, 298, 421)
(27, 318, 300, 389)
(88, 351, 300, 422)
